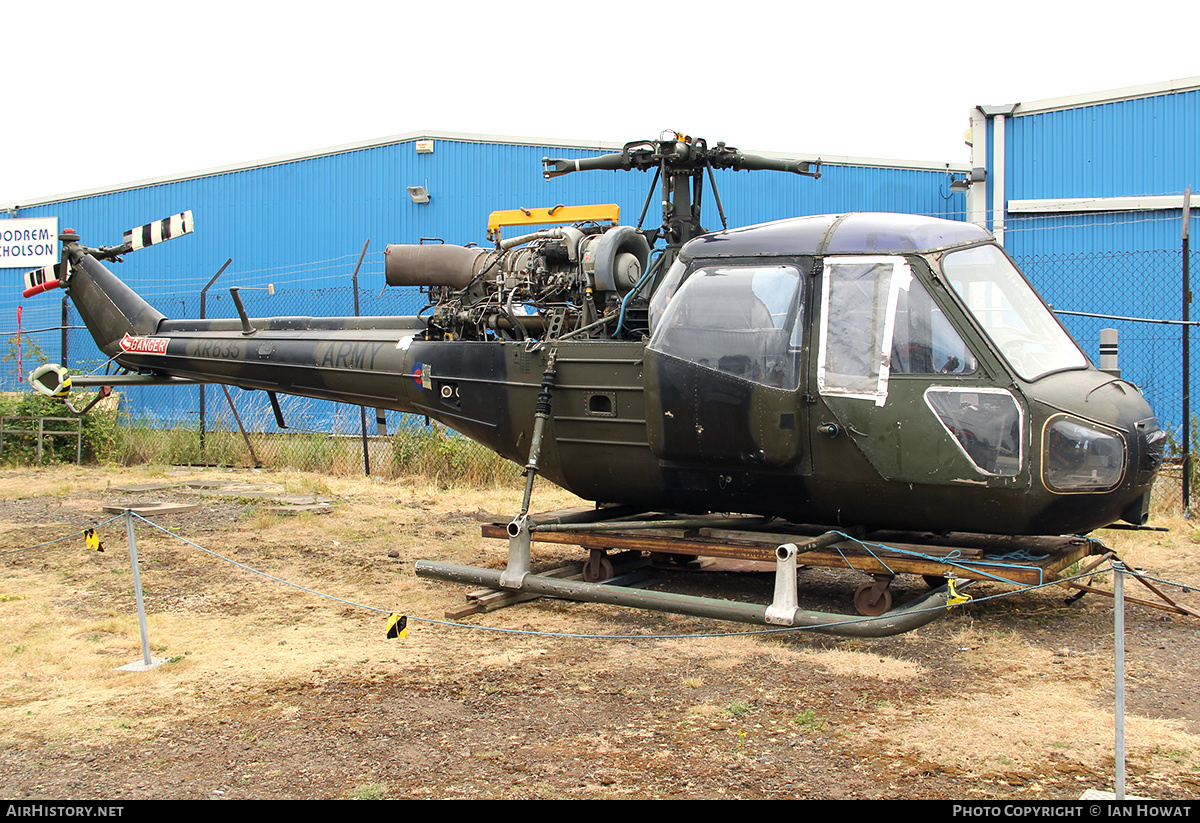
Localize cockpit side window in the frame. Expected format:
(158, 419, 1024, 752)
(817, 256, 979, 404)
(890, 275, 977, 375)
(648, 264, 803, 389)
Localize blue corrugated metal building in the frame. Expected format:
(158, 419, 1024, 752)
(967, 77, 1200, 430)
(1, 132, 967, 427)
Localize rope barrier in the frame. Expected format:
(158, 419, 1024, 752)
(5, 513, 1197, 640)
(0, 512, 123, 556)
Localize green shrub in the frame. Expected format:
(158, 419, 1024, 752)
(0, 392, 125, 465)
(0, 392, 519, 484)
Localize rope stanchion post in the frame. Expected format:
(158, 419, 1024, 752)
(1113, 559, 1127, 800)
(116, 510, 166, 672)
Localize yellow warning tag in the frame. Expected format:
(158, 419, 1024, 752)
(947, 577, 972, 608)
(84, 528, 105, 553)
(386, 614, 408, 639)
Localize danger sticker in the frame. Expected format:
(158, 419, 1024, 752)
(119, 334, 169, 355)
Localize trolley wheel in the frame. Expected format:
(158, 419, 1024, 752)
(854, 582, 893, 616)
(583, 554, 614, 583)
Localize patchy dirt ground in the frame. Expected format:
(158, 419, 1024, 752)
(1, 465, 1198, 800)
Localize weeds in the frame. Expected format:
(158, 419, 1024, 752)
(0, 392, 123, 465)
(0, 395, 520, 486)
(350, 782, 389, 800)
(725, 699, 751, 718)
(792, 708, 827, 732)
(853, 693, 887, 709)
(391, 423, 517, 486)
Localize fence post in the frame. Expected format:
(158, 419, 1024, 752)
(199, 259, 232, 454)
(1184, 189, 1193, 516)
(220, 384, 260, 468)
(60, 297, 69, 369)
(350, 239, 371, 476)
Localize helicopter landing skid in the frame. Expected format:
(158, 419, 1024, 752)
(415, 509, 962, 637)
(416, 507, 1200, 633)
(414, 551, 953, 638)
(431, 509, 1200, 627)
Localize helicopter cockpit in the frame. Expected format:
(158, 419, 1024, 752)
(639, 211, 1159, 532)
(649, 263, 804, 389)
(647, 212, 1075, 392)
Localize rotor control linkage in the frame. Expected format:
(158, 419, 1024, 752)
(543, 133, 821, 260)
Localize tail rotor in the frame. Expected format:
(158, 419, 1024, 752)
(19, 210, 195, 299)
(123, 211, 194, 251)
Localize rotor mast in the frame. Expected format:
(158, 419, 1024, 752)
(543, 132, 821, 263)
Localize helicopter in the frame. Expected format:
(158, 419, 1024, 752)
(20, 133, 1167, 635)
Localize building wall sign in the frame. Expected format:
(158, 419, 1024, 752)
(0, 217, 58, 267)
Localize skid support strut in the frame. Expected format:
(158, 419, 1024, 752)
(766, 543, 801, 625)
(500, 350, 556, 589)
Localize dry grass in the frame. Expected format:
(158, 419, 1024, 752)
(2, 465, 1200, 798)
(0, 466, 581, 752)
(113, 423, 522, 486)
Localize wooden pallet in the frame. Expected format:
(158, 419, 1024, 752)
(481, 511, 1095, 587)
(470, 510, 1197, 620)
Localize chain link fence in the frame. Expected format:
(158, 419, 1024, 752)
(22, 251, 520, 483)
(1012, 242, 1199, 514)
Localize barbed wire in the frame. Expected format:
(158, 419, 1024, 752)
(131, 264, 388, 297)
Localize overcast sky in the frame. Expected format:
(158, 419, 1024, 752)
(4, 1, 1198, 206)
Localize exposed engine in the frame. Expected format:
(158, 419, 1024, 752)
(383, 133, 821, 344)
(384, 214, 654, 342)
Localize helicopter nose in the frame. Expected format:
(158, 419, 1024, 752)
(1120, 418, 1166, 526)
(1137, 419, 1167, 477)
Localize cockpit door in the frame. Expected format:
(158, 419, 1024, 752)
(644, 262, 807, 468)
(811, 255, 1029, 488)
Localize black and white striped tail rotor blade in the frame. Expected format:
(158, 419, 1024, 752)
(22, 261, 70, 297)
(124, 210, 194, 251)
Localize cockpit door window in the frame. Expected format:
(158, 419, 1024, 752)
(648, 264, 803, 390)
(890, 271, 977, 376)
(817, 256, 908, 405)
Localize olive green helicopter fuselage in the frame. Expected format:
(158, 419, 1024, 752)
(25, 137, 1165, 538)
(31, 211, 1163, 539)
